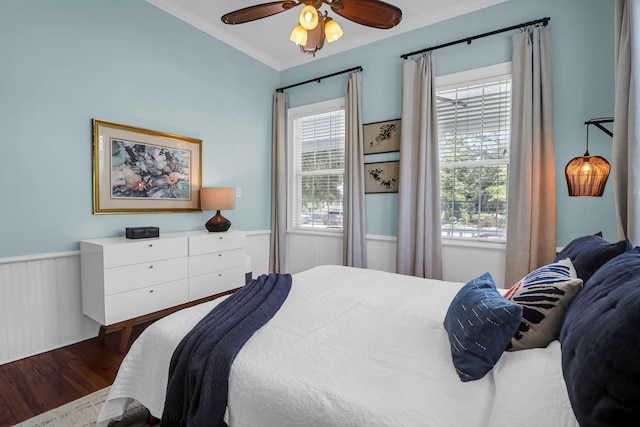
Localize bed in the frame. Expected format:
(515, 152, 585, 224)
(96, 263, 584, 427)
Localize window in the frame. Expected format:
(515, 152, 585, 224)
(288, 98, 345, 231)
(436, 63, 512, 241)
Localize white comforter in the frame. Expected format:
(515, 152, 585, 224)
(97, 265, 579, 427)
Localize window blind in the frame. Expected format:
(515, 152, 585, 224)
(292, 108, 345, 229)
(438, 80, 511, 164)
(437, 78, 511, 240)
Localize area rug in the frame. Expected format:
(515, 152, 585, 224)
(13, 387, 153, 427)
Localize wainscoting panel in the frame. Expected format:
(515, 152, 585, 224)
(245, 230, 271, 278)
(286, 233, 397, 274)
(442, 240, 507, 288)
(285, 233, 506, 287)
(0, 231, 504, 365)
(365, 235, 397, 273)
(286, 232, 343, 274)
(0, 252, 99, 365)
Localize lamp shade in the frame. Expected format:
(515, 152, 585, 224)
(290, 24, 308, 46)
(565, 154, 610, 197)
(299, 5, 319, 30)
(324, 18, 343, 43)
(201, 187, 236, 210)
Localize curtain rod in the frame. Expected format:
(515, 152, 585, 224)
(276, 66, 363, 93)
(400, 17, 550, 59)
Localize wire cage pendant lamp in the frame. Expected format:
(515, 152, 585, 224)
(565, 119, 613, 197)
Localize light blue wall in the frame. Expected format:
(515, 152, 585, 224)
(280, 0, 617, 246)
(0, 0, 279, 257)
(0, 0, 618, 258)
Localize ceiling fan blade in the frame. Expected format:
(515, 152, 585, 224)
(330, 0, 402, 29)
(222, 1, 299, 25)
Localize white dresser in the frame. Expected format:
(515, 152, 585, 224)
(80, 230, 246, 351)
(188, 231, 246, 301)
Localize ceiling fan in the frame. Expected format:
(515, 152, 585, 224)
(221, 0, 402, 56)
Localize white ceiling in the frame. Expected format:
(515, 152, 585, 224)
(146, 0, 508, 71)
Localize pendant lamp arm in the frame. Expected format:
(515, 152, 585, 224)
(584, 118, 614, 138)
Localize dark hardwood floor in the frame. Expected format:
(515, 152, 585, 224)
(0, 323, 152, 427)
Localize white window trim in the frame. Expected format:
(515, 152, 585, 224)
(287, 97, 345, 234)
(437, 61, 512, 246)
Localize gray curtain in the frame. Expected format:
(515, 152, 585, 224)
(343, 72, 368, 267)
(504, 26, 556, 287)
(396, 55, 443, 279)
(269, 92, 288, 273)
(613, 0, 640, 243)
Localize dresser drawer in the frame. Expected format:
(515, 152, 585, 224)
(104, 278, 189, 325)
(103, 256, 188, 295)
(188, 231, 246, 256)
(102, 237, 188, 268)
(189, 266, 244, 301)
(188, 248, 244, 278)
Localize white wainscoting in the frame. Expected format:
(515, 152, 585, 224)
(244, 230, 271, 278)
(365, 235, 398, 273)
(286, 232, 399, 274)
(286, 231, 343, 274)
(286, 231, 506, 287)
(0, 252, 98, 365)
(0, 231, 272, 366)
(0, 231, 504, 365)
(442, 239, 507, 288)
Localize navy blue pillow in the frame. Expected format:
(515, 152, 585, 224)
(443, 272, 523, 382)
(553, 232, 631, 285)
(559, 252, 640, 427)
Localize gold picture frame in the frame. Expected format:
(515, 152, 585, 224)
(363, 119, 401, 154)
(92, 119, 202, 214)
(365, 161, 399, 194)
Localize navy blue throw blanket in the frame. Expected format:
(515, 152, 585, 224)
(161, 273, 292, 427)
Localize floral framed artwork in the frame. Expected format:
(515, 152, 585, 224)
(365, 161, 399, 194)
(92, 119, 202, 214)
(363, 119, 401, 154)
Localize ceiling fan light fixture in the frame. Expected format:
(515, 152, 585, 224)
(324, 17, 343, 43)
(221, 0, 403, 56)
(289, 24, 308, 45)
(299, 5, 319, 30)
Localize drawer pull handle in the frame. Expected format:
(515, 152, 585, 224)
(218, 273, 223, 277)
(149, 289, 154, 293)
(219, 236, 223, 240)
(148, 244, 153, 247)
(218, 254, 222, 257)
(149, 265, 154, 269)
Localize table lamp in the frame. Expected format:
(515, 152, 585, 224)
(201, 187, 236, 232)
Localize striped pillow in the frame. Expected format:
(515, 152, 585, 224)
(505, 258, 583, 351)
